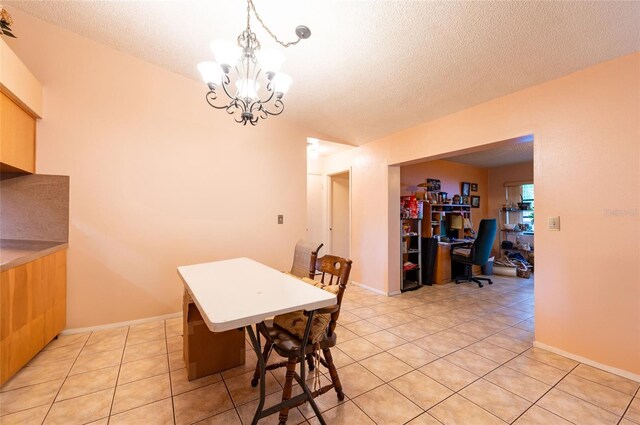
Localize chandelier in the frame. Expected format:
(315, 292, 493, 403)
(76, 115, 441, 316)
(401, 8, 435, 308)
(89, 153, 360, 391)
(197, 0, 311, 126)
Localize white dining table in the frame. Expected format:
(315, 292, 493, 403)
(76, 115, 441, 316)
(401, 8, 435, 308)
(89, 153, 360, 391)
(177, 257, 337, 425)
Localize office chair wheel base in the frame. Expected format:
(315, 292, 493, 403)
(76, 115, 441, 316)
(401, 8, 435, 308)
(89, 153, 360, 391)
(250, 377, 259, 387)
(488, 280, 493, 285)
(478, 283, 483, 288)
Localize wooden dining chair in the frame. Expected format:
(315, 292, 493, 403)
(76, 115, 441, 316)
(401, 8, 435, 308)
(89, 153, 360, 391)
(289, 240, 323, 279)
(251, 254, 352, 425)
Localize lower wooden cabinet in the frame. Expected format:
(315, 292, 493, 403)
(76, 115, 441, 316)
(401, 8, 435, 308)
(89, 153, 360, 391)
(0, 250, 66, 385)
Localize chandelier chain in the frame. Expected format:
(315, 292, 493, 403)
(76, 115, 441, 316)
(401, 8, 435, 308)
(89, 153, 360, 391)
(247, 0, 302, 48)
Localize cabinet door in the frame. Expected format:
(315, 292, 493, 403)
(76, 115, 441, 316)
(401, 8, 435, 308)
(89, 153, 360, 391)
(0, 261, 46, 384)
(44, 251, 67, 342)
(0, 250, 67, 385)
(0, 91, 36, 173)
(433, 244, 452, 284)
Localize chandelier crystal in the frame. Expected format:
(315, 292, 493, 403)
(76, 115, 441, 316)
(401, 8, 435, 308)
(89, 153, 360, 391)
(197, 0, 310, 126)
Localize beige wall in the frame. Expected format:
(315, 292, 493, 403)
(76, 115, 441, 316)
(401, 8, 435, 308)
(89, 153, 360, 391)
(6, 10, 329, 328)
(401, 159, 489, 231)
(324, 53, 640, 376)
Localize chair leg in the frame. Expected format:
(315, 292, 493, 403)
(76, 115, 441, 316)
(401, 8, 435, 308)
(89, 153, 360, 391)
(251, 341, 272, 387)
(306, 353, 315, 372)
(278, 357, 297, 425)
(323, 348, 344, 401)
(471, 277, 483, 288)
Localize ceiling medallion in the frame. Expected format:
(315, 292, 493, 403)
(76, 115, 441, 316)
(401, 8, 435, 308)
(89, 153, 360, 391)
(197, 0, 310, 126)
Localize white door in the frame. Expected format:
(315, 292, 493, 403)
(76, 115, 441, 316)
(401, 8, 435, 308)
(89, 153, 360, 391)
(306, 174, 323, 244)
(330, 172, 350, 258)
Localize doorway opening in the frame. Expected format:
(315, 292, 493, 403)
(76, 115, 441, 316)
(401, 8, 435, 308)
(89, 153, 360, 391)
(329, 171, 350, 259)
(395, 135, 535, 292)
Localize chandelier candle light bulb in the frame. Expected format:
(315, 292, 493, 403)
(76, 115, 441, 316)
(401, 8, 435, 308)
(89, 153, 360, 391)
(197, 0, 311, 125)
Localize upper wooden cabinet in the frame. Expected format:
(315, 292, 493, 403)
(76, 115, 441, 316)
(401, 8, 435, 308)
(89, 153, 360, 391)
(0, 40, 42, 174)
(0, 91, 36, 173)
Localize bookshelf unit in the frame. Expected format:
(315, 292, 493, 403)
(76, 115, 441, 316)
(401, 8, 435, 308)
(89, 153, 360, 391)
(422, 203, 472, 239)
(401, 218, 422, 291)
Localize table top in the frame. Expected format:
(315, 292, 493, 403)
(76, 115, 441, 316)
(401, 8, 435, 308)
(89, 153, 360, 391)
(177, 257, 337, 332)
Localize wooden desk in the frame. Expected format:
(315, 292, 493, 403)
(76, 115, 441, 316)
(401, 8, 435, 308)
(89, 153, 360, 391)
(432, 240, 479, 284)
(177, 258, 336, 425)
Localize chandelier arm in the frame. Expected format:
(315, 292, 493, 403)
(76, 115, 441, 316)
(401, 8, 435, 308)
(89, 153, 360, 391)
(260, 80, 276, 105)
(236, 97, 249, 113)
(225, 101, 240, 116)
(247, 0, 302, 48)
(206, 91, 234, 110)
(220, 77, 238, 104)
(262, 99, 285, 117)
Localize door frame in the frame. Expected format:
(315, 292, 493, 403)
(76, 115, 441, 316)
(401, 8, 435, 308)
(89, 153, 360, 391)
(327, 169, 351, 258)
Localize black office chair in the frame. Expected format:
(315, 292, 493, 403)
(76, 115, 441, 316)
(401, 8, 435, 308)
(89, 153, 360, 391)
(451, 219, 497, 288)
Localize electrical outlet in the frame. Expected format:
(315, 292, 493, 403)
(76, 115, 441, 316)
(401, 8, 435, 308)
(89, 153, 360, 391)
(278, 215, 284, 224)
(548, 216, 560, 231)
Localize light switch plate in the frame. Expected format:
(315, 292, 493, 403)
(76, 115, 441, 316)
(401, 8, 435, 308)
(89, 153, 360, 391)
(278, 215, 284, 224)
(548, 216, 560, 231)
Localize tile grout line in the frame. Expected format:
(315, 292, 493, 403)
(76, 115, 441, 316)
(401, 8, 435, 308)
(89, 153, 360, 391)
(104, 326, 132, 424)
(501, 362, 579, 424)
(164, 319, 178, 425)
(40, 331, 94, 425)
(569, 369, 640, 398)
(617, 387, 640, 425)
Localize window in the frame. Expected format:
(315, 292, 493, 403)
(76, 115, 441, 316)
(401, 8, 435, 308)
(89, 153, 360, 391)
(521, 184, 534, 231)
(506, 182, 534, 232)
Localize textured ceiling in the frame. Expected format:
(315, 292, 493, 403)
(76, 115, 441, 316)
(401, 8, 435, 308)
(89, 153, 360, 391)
(311, 139, 355, 159)
(445, 141, 533, 168)
(8, 1, 640, 145)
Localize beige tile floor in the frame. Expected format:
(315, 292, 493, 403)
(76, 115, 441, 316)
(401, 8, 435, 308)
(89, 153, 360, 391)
(1, 275, 639, 424)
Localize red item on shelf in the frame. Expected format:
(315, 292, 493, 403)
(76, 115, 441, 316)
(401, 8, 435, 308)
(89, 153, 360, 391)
(401, 195, 421, 219)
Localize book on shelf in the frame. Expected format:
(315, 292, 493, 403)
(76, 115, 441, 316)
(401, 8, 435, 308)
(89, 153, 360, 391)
(403, 261, 418, 271)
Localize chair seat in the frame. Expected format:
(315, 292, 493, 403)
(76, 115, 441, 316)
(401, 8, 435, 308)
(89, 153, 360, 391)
(452, 247, 471, 257)
(272, 281, 339, 344)
(262, 320, 337, 357)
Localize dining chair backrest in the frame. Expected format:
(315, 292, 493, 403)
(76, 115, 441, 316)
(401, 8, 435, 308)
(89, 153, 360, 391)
(290, 240, 324, 279)
(315, 255, 352, 336)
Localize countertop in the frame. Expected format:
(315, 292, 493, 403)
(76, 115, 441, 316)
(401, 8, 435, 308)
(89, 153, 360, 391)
(0, 239, 68, 271)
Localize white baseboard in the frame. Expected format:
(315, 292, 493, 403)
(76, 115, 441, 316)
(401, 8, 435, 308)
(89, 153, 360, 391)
(61, 312, 181, 335)
(350, 280, 390, 296)
(533, 341, 640, 383)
